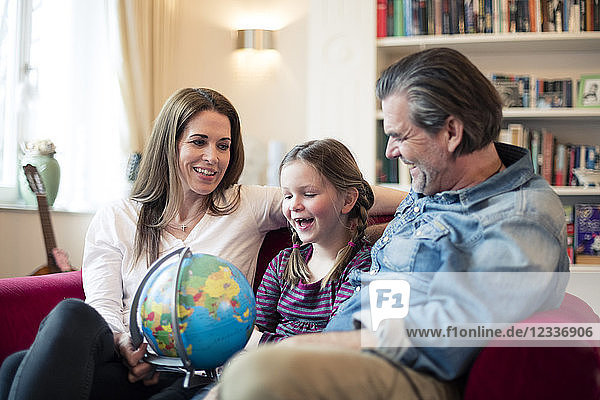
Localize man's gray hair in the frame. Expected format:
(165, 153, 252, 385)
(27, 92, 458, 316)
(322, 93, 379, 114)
(376, 48, 503, 156)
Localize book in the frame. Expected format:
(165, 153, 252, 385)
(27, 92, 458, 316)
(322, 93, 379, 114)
(491, 74, 531, 107)
(535, 78, 573, 108)
(554, 143, 568, 186)
(465, 0, 478, 31)
(587, 146, 599, 169)
(394, 0, 406, 35)
(530, 130, 542, 175)
(568, 144, 577, 185)
(388, 0, 396, 36)
(574, 204, 600, 265)
(541, 130, 555, 185)
(377, 0, 388, 37)
(565, 205, 575, 264)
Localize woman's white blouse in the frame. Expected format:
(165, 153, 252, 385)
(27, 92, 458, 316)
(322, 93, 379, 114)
(82, 185, 285, 333)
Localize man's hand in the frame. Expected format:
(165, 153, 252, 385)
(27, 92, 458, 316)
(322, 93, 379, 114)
(114, 332, 160, 385)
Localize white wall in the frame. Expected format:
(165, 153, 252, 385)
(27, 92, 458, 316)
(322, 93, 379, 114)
(164, 0, 310, 184)
(0, 208, 93, 278)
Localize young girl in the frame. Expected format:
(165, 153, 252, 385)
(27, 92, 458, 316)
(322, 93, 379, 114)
(252, 138, 375, 343)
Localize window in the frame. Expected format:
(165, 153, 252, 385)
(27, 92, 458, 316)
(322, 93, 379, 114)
(0, 0, 128, 210)
(0, 0, 27, 202)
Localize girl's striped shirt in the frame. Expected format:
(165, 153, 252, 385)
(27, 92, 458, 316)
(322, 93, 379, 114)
(255, 241, 372, 343)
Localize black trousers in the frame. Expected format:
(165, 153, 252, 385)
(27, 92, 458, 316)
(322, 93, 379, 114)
(0, 299, 200, 400)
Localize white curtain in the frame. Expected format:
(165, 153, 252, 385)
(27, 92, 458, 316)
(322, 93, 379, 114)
(29, 0, 128, 211)
(114, 0, 179, 152)
(22, 0, 180, 211)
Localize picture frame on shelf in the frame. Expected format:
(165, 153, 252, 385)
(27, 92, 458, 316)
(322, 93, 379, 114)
(578, 75, 600, 108)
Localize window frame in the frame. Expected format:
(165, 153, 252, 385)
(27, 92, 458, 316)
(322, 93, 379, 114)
(0, 0, 33, 202)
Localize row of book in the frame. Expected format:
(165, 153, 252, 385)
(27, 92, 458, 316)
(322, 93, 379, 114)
(566, 203, 600, 265)
(377, 0, 600, 37)
(377, 121, 600, 188)
(489, 74, 600, 108)
(490, 74, 577, 108)
(498, 123, 599, 186)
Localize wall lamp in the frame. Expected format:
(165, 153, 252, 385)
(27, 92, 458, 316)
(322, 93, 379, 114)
(235, 29, 275, 50)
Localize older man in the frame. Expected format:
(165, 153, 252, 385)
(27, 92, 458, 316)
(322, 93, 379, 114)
(214, 48, 569, 400)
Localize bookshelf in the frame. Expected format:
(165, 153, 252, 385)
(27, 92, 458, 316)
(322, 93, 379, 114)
(375, 31, 600, 268)
(375, 31, 600, 179)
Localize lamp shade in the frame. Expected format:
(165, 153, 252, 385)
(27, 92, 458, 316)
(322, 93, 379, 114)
(236, 29, 274, 50)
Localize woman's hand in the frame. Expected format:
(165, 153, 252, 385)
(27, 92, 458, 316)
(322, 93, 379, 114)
(114, 332, 160, 385)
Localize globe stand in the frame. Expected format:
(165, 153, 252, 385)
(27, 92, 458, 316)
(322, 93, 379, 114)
(130, 246, 220, 389)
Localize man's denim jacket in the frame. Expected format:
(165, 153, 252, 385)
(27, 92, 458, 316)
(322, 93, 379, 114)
(326, 142, 570, 381)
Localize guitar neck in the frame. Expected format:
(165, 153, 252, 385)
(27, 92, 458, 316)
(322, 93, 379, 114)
(36, 194, 59, 271)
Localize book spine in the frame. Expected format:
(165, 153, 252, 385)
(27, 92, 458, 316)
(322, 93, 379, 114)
(485, 0, 494, 31)
(530, 130, 541, 175)
(585, 145, 597, 169)
(405, 0, 414, 35)
(593, 0, 600, 31)
(428, 0, 436, 32)
(443, 0, 452, 32)
(413, 0, 421, 34)
(388, 0, 396, 36)
(529, 0, 539, 29)
(563, 0, 571, 30)
(565, 205, 575, 264)
(378, 0, 388, 37)
(568, 144, 577, 185)
(478, 0, 487, 30)
(579, 144, 587, 169)
(519, 0, 531, 31)
(435, 0, 444, 33)
(586, 0, 594, 30)
(419, 0, 429, 33)
(554, 143, 567, 186)
(394, 0, 406, 35)
(541, 130, 555, 185)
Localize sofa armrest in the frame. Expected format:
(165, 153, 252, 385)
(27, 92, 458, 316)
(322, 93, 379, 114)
(464, 293, 600, 399)
(0, 271, 84, 363)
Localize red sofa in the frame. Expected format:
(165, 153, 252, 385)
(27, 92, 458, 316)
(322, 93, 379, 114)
(1, 225, 599, 398)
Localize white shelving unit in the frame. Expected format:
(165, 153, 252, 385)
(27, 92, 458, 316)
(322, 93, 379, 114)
(375, 31, 600, 269)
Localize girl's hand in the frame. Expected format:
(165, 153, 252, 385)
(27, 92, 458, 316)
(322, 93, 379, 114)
(114, 332, 160, 385)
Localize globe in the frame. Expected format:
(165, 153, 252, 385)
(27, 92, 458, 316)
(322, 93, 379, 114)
(132, 250, 256, 371)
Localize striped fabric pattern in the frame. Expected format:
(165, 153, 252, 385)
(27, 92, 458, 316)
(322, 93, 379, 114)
(255, 241, 372, 343)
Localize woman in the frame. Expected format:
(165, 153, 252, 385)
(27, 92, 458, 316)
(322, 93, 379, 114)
(0, 88, 404, 400)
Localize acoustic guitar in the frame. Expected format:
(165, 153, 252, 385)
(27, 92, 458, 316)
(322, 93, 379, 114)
(23, 164, 74, 275)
